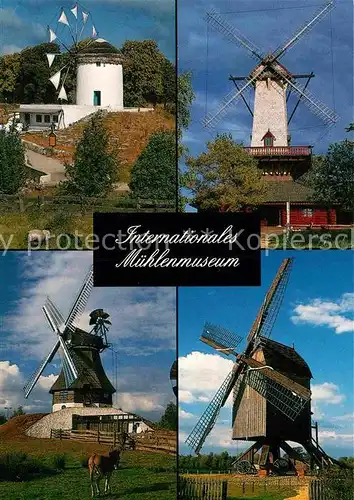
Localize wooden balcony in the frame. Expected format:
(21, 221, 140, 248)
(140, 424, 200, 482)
(245, 146, 312, 157)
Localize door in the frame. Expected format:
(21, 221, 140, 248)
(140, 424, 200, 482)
(93, 90, 101, 106)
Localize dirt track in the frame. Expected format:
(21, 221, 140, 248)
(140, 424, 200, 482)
(285, 486, 309, 500)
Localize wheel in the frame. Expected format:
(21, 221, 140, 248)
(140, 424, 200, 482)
(273, 458, 289, 472)
(235, 460, 256, 474)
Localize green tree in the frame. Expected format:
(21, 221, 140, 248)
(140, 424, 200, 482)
(0, 53, 21, 102)
(157, 401, 177, 431)
(306, 141, 354, 211)
(130, 131, 176, 202)
(185, 134, 266, 211)
(0, 414, 6, 425)
(62, 112, 118, 196)
(162, 58, 176, 112)
(177, 71, 195, 140)
(177, 72, 195, 211)
(121, 40, 170, 107)
(15, 43, 61, 104)
(0, 130, 27, 194)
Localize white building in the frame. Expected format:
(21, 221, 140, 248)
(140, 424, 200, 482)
(19, 40, 126, 131)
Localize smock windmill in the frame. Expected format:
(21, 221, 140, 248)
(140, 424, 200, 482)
(23, 266, 116, 412)
(204, 1, 339, 142)
(45, 2, 105, 102)
(186, 258, 338, 475)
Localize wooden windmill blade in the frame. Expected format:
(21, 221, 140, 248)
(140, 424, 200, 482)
(185, 368, 238, 454)
(272, 1, 335, 61)
(271, 76, 339, 125)
(65, 265, 93, 332)
(205, 8, 264, 61)
(23, 340, 60, 398)
(247, 258, 294, 345)
(201, 322, 243, 355)
(44, 297, 65, 329)
(203, 69, 264, 128)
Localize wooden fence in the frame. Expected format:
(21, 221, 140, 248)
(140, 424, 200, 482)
(0, 195, 175, 214)
(50, 429, 176, 455)
(309, 479, 325, 500)
(179, 477, 227, 500)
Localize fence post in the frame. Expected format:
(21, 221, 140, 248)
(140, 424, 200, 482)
(98, 428, 100, 444)
(221, 480, 227, 500)
(18, 196, 24, 213)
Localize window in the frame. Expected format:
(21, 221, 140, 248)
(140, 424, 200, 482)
(96, 62, 101, 67)
(36, 115, 42, 123)
(264, 137, 273, 147)
(44, 115, 51, 123)
(59, 391, 68, 402)
(301, 208, 314, 217)
(24, 113, 30, 124)
(52, 115, 58, 123)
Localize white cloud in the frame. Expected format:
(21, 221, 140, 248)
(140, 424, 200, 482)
(318, 430, 354, 444)
(1, 44, 22, 54)
(330, 413, 354, 422)
(0, 360, 49, 413)
(116, 392, 165, 413)
(311, 382, 345, 405)
(179, 408, 195, 420)
(179, 351, 233, 405)
(37, 374, 57, 391)
(291, 293, 354, 334)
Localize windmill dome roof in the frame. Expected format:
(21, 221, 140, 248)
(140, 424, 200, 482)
(80, 39, 119, 54)
(78, 39, 123, 64)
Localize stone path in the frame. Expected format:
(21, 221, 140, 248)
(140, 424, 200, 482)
(25, 148, 66, 185)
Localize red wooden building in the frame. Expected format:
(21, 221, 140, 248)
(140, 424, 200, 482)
(245, 141, 350, 228)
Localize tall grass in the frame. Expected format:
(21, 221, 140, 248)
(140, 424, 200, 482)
(0, 452, 55, 482)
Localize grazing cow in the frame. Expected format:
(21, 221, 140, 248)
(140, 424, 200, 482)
(88, 432, 128, 497)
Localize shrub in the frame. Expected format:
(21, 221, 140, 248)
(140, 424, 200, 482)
(80, 456, 89, 468)
(0, 452, 53, 482)
(62, 111, 119, 197)
(0, 129, 27, 194)
(130, 131, 176, 202)
(51, 454, 67, 470)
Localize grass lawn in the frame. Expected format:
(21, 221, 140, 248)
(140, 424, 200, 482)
(0, 464, 176, 500)
(0, 438, 176, 499)
(0, 212, 93, 250)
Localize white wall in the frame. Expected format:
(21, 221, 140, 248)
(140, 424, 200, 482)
(251, 79, 289, 147)
(76, 62, 124, 108)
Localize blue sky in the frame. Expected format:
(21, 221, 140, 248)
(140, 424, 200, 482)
(179, 251, 354, 458)
(178, 0, 353, 156)
(0, 0, 175, 60)
(0, 252, 176, 421)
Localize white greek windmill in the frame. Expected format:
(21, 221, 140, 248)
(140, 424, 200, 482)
(204, 1, 339, 146)
(46, 2, 123, 108)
